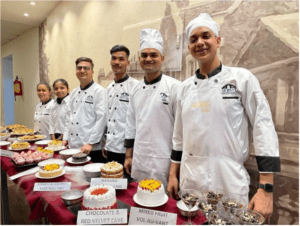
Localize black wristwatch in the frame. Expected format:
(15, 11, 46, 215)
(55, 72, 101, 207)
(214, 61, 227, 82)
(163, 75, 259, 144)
(257, 183, 274, 192)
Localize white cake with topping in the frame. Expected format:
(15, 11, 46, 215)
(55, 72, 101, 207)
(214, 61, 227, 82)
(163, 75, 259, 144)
(136, 178, 165, 205)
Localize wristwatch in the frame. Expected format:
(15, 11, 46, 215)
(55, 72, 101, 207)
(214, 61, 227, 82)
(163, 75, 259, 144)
(257, 183, 274, 192)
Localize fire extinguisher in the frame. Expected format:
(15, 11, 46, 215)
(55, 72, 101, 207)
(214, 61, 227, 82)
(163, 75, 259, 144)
(14, 76, 23, 101)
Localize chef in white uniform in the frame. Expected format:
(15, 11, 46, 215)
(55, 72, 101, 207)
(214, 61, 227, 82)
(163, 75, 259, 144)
(34, 83, 54, 140)
(49, 79, 70, 140)
(63, 57, 107, 163)
(103, 45, 139, 165)
(124, 29, 181, 188)
(167, 13, 280, 219)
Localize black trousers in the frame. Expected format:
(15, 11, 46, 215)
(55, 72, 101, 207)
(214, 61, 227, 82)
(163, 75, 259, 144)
(89, 150, 107, 163)
(106, 151, 126, 166)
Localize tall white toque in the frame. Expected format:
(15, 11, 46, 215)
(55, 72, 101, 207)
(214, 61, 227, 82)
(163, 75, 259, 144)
(186, 13, 219, 38)
(140, 28, 163, 54)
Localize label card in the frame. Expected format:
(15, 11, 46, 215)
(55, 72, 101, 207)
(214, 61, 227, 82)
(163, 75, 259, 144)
(91, 178, 127, 189)
(77, 209, 127, 225)
(129, 207, 177, 225)
(33, 182, 71, 191)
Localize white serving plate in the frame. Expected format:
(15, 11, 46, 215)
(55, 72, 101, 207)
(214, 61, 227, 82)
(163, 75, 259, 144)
(0, 133, 11, 141)
(35, 169, 65, 179)
(66, 156, 91, 164)
(35, 140, 52, 146)
(45, 146, 66, 152)
(0, 141, 11, 146)
(133, 194, 168, 207)
(18, 135, 46, 142)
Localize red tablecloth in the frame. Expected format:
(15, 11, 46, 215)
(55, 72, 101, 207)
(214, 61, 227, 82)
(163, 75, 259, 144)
(1, 145, 206, 225)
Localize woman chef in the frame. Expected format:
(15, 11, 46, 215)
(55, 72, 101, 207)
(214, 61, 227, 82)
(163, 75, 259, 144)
(49, 79, 70, 140)
(167, 13, 280, 220)
(34, 83, 54, 140)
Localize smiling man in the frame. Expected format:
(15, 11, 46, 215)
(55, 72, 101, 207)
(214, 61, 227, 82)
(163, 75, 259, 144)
(124, 29, 181, 188)
(102, 45, 138, 165)
(63, 57, 107, 163)
(167, 13, 280, 220)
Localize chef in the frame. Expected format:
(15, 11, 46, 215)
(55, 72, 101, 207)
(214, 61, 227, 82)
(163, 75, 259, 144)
(34, 82, 54, 140)
(102, 45, 139, 165)
(167, 13, 280, 219)
(124, 28, 181, 188)
(63, 57, 107, 163)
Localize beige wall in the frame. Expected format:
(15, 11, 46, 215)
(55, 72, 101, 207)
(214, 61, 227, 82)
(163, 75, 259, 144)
(1, 27, 40, 128)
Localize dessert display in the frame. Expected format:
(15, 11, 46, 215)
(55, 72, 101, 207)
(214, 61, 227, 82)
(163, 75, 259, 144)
(11, 142, 30, 150)
(100, 161, 123, 178)
(12, 150, 50, 165)
(82, 185, 117, 210)
(0, 126, 5, 131)
(199, 201, 218, 217)
(0, 133, 9, 136)
(135, 178, 165, 206)
(221, 198, 244, 214)
(205, 190, 223, 205)
(72, 153, 88, 162)
(210, 216, 235, 225)
(13, 128, 34, 134)
(39, 163, 63, 178)
(37, 146, 54, 158)
(48, 140, 62, 150)
(238, 210, 264, 225)
(6, 124, 26, 131)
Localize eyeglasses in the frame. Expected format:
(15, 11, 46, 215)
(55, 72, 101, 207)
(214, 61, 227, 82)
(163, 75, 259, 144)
(76, 66, 91, 71)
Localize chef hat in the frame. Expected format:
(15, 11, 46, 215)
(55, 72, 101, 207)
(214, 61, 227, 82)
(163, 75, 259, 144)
(186, 13, 219, 38)
(140, 28, 163, 54)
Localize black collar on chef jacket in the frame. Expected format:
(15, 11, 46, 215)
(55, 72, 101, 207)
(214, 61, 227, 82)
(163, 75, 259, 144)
(196, 63, 222, 80)
(115, 74, 129, 84)
(144, 72, 162, 85)
(42, 98, 52, 105)
(56, 93, 69, 105)
(80, 80, 94, 90)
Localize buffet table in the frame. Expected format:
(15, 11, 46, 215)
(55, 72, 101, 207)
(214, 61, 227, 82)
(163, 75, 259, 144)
(1, 149, 207, 225)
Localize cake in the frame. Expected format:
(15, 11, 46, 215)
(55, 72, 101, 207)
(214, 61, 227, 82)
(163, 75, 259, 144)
(72, 153, 87, 162)
(39, 164, 63, 177)
(100, 161, 123, 178)
(82, 185, 117, 210)
(11, 142, 30, 150)
(135, 178, 165, 205)
(48, 140, 62, 150)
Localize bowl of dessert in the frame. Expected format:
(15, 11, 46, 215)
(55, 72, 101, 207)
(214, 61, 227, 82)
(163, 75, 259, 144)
(209, 210, 238, 225)
(59, 149, 81, 160)
(221, 196, 245, 215)
(177, 199, 199, 217)
(237, 209, 265, 225)
(82, 163, 103, 178)
(198, 198, 219, 220)
(204, 190, 223, 206)
(61, 190, 83, 206)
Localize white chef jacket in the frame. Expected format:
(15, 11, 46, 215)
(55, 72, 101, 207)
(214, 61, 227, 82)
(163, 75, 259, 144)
(106, 75, 139, 154)
(49, 95, 70, 136)
(171, 65, 280, 204)
(34, 99, 54, 140)
(63, 81, 107, 151)
(125, 73, 181, 188)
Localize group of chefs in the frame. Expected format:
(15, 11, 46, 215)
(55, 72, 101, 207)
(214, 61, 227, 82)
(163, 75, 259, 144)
(33, 13, 280, 219)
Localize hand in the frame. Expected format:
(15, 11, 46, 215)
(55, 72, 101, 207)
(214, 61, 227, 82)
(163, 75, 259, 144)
(248, 188, 273, 220)
(81, 143, 93, 155)
(62, 140, 68, 148)
(124, 156, 132, 175)
(167, 176, 180, 200)
(102, 149, 107, 158)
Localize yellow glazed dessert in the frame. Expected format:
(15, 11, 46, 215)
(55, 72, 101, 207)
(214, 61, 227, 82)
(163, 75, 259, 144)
(39, 164, 63, 177)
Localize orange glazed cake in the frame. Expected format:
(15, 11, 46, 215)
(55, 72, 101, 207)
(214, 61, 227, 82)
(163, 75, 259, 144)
(100, 161, 123, 178)
(136, 178, 165, 205)
(82, 185, 117, 210)
(39, 164, 63, 177)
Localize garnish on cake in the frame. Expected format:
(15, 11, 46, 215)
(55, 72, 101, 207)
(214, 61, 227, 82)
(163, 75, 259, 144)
(42, 164, 60, 171)
(139, 178, 161, 192)
(91, 188, 108, 196)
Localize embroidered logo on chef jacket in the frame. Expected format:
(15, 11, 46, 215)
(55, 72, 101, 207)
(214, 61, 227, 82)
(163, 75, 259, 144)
(85, 95, 94, 104)
(43, 108, 51, 115)
(160, 92, 169, 105)
(119, 92, 129, 102)
(222, 84, 239, 99)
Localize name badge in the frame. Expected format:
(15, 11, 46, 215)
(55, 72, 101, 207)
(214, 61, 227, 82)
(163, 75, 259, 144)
(91, 178, 127, 189)
(77, 209, 127, 225)
(129, 207, 177, 225)
(33, 182, 71, 191)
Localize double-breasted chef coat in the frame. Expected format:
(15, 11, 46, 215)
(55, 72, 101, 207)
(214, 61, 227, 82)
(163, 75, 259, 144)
(125, 74, 181, 188)
(63, 81, 107, 151)
(49, 95, 70, 136)
(106, 75, 139, 154)
(34, 99, 54, 140)
(171, 65, 280, 204)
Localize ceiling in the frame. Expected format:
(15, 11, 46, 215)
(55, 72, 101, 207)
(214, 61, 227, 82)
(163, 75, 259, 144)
(1, 1, 61, 45)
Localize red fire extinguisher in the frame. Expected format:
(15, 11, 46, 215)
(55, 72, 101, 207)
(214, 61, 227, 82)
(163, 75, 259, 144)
(14, 76, 23, 100)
